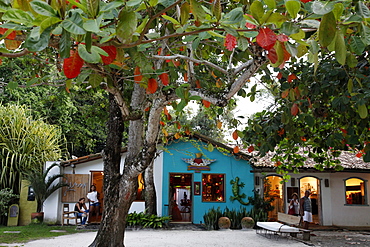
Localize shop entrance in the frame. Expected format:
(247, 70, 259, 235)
(169, 173, 192, 222)
(264, 175, 284, 221)
(299, 176, 321, 225)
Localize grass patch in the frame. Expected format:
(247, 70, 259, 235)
(0, 223, 79, 245)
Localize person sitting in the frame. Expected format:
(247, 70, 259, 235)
(87, 185, 100, 223)
(75, 197, 89, 225)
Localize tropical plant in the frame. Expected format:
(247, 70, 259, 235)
(0, 104, 65, 195)
(24, 163, 67, 213)
(0, 0, 368, 246)
(247, 189, 274, 223)
(125, 211, 171, 229)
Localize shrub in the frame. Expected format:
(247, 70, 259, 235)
(0, 188, 19, 217)
(126, 212, 171, 229)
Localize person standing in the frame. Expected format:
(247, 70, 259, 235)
(300, 190, 312, 229)
(288, 192, 300, 216)
(74, 197, 89, 225)
(87, 185, 100, 223)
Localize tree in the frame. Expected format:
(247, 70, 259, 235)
(0, 104, 65, 195)
(0, 56, 109, 157)
(242, 53, 370, 177)
(0, 1, 369, 246)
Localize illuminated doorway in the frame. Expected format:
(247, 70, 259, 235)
(299, 176, 321, 225)
(264, 175, 284, 221)
(169, 173, 192, 222)
(90, 171, 104, 223)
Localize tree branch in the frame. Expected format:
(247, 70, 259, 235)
(152, 54, 227, 74)
(0, 49, 30, 58)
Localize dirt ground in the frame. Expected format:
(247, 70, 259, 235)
(308, 230, 370, 247)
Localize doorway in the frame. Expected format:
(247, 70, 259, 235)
(264, 175, 284, 221)
(90, 171, 104, 223)
(299, 176, 321, 225)
(169, 173, 192, 222)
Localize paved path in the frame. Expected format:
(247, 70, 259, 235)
(2, 229, 307, 247)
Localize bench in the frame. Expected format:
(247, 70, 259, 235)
(256, 212, 311, 241)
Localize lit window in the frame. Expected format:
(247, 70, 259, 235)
(202, 174, 225, 202)
(345, 178, 366, 205)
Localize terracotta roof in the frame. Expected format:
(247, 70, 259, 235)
(60, 133, 251, 167)
(251, 148, 370, 170)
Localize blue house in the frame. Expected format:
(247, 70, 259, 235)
(43, 133, 254, 225)
(161, 134, 254, 224)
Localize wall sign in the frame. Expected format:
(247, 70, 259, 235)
(62, 174, 89, 202)
(182, 153, 216, 173)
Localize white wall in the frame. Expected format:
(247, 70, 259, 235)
(329, 172, 370, 226)
(44, 151, 164, 224)
(254, 171, 370, 227)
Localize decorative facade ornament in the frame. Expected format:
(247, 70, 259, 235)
(182, 153, 216, 172)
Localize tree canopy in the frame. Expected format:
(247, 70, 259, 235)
(0, 0, 369, 246)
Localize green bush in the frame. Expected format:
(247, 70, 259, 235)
(126, 212, 171, 229)
(0, 188, 19, 217)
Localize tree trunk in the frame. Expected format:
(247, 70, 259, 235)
(89, 93, 126, 247)
(144, 161, 157, 215)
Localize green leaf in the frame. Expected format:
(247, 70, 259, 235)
(363, 152, 370, 163)
(312, 1, 335, 15)
(319, 12, 336, 47)
(89, 72, 102, 88)
(24, 27, 52, 52)
(346, 53, 358, 68)
(30, 0, 58, 17)
(281, 22, 300, 35)
(207, 143, 214, 152)
(117, 9, 137, 44)
(180, 2, 190, 26)
(334, 29, 346, 65)
(161, 14, 180, 25)
(175, 87, 185, 99)
(126, 0, 142, 7)
(358, 104, 368, 119)
(87, 0, 99, 18)
(83, 19, 101, 33)
(250, 1, 264, 23)
(349, 36, 365, 55)
(264, 0, 276, 10)
(356, 1, 370, 18)
(176, 100, 187, 112)
(2, 9, 34, 27)
(78, 44, 108, 63)
(40, 17, 61, 33)
(285, 0, 300, 19)
(265, 12, 287, 27)
(207, 31, 225, 38)
(59, 28, 71, 59)
(101, 0, 125, 12)
(61, 11, 86, 35)
(332, 3, 344, 20)
(67, 0, 87, 14)
(189, 0, 206, 22)
(222, 7, 244, 25)
(347, 78, 353, 94)
(360, 23, 370, 45)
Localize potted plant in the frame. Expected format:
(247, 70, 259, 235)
(24, 163, 67, 223)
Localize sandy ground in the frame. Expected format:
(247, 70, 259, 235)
(1, 229, 307, 247)
(3, 229, 370, 247)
